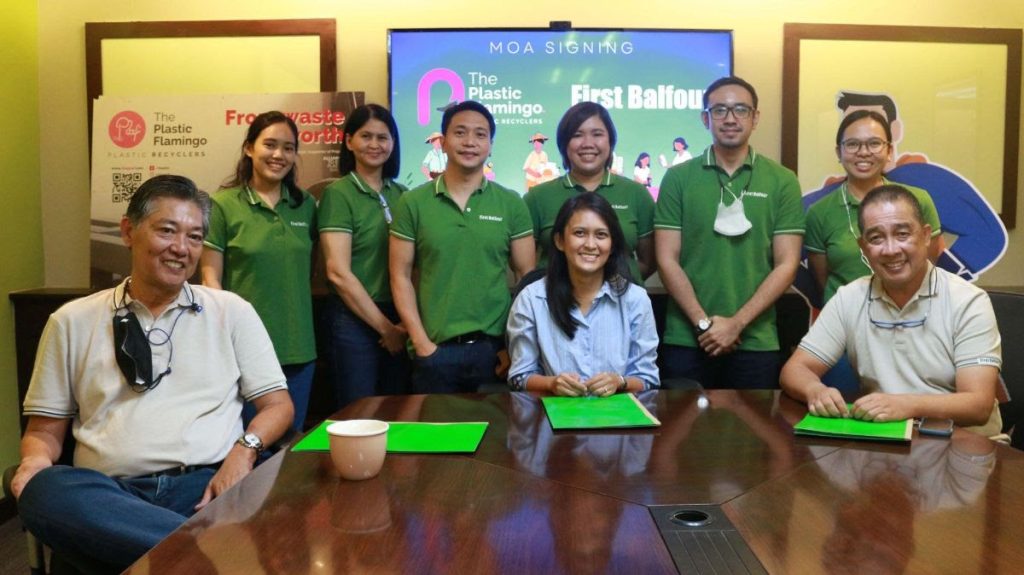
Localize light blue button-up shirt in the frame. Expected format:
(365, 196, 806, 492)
(507, 277, 660, 390)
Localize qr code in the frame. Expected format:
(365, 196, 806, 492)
(111, 172, 142, 203)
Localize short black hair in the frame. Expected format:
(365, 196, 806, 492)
(703, 76, 759, 110)
(555, 101, 618, 171)
(126, 174, 211, 236)
(338, 103, 401, 179)
(836, 91, 898, 122)
(858, 184, 925, 233)
(441, 100, 496, 140)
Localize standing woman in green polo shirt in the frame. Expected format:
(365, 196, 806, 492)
(805, 110, 943, 304)
(804, 110, 942, 393)
(201, 111, 317, 431)
(318, 104, 410, 409)
(525, 102, 656, 284)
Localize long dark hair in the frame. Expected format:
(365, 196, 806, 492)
(223, 111, 304, 205)
(546, 193, 630, 339)
(338, 104, 401, 179)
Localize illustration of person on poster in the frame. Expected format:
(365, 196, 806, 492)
(658, 136, 693, 168)
(633, 152, 652, 187)
(797, 90, 1007, 309)
(420, 132, 447, 181)
(523, 132, 552, 189)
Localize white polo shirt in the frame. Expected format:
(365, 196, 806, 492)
(799, 264, 1002, 436)
(23, 280, 287, 477)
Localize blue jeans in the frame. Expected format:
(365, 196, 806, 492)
(242, 360, 315, 431)
(323, 297, 411, 410)
(412, 337, 501, 393)
(661, 345, 780, 389)
(18, 465, 215, 574)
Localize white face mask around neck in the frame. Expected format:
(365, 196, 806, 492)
(713, 188, 752, 236)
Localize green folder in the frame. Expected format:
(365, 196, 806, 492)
(541, 393, 661, 430)
(291, 420, 489, 453)
(793, 410, 913, 442)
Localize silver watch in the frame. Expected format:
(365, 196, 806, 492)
(236, 432, 265, 453)
(696, 317, 713, 335)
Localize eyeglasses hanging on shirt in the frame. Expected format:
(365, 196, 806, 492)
(377, 192, 393, 225)
(866, 268, 935, 330)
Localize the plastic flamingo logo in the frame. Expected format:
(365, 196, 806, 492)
(417, 69, 465, 126)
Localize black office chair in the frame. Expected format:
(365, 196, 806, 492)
(989, 290, 1024, 448)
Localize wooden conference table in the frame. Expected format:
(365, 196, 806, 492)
(126, 390, 1024, 574)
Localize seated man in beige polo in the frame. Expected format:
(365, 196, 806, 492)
(781, 184, 1002, 437)
(12, 175, 294, 573)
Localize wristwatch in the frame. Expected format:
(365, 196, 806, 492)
(236, 432, 265, 453)
(696, 317, 713, 336)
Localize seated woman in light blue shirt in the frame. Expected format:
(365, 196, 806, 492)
(507, 193, 660, 395)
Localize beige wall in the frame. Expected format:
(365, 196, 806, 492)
(36, 0, 1024, 289)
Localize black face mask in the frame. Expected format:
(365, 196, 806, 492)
(113, 311, 171, 392)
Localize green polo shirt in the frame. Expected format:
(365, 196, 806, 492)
(654, 146, 805, 351)
(390, 176, 533, 343)
(205, 185, 317, 364)
(318, 173, 407, 302)
(525, 171, 654, 283)
(805, 180, 941, 304)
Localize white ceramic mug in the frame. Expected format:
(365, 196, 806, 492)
(326, 420, 389, 480)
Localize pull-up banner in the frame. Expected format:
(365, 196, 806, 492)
(90, 91, 363, 284)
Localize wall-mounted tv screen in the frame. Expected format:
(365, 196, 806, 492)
(389, 28, 733, 196)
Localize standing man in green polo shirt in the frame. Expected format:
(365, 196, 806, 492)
(655, 76, 805, 389)
(390, 100, 535, 393)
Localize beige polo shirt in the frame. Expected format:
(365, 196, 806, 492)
(799, 264, 1002, 436)
(23, 281, 287, 477)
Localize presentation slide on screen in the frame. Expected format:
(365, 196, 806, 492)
(390, 29, 733, 196)
(90, 91, 363, 283)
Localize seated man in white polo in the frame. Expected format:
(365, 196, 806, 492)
(11, 175, 294, 573)
(781, 184, 1002, 436)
